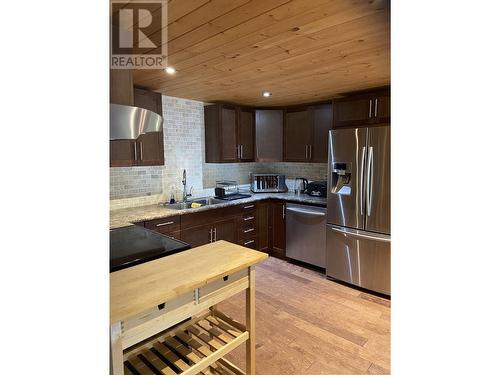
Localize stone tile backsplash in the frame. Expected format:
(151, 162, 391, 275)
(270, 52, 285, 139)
(110, 95, 328, 208)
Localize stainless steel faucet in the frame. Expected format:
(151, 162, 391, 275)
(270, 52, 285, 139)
(182, 169, 192, 202)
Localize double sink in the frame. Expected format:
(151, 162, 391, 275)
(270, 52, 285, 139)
(166, 197, 227, 210)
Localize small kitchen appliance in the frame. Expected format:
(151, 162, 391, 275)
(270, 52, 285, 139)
(305, 180, 327, 198)
(294, 177, 308, 194)
(251, 174, 288, 193)
(214, 180, 251, 201)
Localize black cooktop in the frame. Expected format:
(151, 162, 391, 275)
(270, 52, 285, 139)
(110, 225, 191, 272)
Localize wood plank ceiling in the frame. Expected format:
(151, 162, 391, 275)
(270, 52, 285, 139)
(133, 0, 390, 106)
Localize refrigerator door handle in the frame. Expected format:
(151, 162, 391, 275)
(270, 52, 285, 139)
(367, 146, 374, 216)
(360, 146, 366, 215)
(328, 225, 390, 243)
(328, 132, 334, 169)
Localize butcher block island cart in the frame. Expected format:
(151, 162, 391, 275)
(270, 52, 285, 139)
(110, 240, 268, 375)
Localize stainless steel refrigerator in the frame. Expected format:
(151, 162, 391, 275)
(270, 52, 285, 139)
(326, 126, 390, 295)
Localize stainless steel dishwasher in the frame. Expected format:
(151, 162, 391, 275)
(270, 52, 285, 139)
(285, 203, 326, 268)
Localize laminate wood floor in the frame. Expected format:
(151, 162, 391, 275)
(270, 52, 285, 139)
(217, 257, 390, 374)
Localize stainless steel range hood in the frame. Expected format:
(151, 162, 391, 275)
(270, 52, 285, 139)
(110, 104, 163, 140)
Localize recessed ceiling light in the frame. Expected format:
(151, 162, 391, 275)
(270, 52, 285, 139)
(165, 66, 176, 75)
(262, 91, 272, 97)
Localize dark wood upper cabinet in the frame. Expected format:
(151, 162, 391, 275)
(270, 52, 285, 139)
(221, 106, 238, 162)
(333, 88, 390, 128)
(374, 93, 390, 123)
(238, 108, 255, 161)
(283, 104, 332, 163)
(110, 84, 165, 167)
(255, 110, 283, 162)
(311, 104, 333, 163)
(284, 107, 312, 162)
(204, 104, 255, 163)
(134, 87, 163, 115)
(110, 69, 134, 106)
(333, 98, 371, 127)
(136, 132, 164, 166)
(110, 139, 135, 167)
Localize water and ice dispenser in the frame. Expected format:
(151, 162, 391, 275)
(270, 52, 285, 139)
(330, 162, 352, 195)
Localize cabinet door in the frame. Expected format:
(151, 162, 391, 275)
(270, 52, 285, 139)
(271, 201, 286, 258)
(134, 88, 164, 166)
(311, 103, 333, 163)
(221, 106, 238, 162)
(374, 94, 390, 124)
(238, 108, 255, 162)
(110, 69, 134, 106)
(284, 108, 312, 161)
(180, 224, 212, 248)
(255, 110, 283, 162)
(333, 98, 372, 128)
(213, 218, 236, 243)
(256, 201, 270, 253)
(134, 87, 162, 115)
(110, 140, 135, 167)
(136, 132, 164, 166)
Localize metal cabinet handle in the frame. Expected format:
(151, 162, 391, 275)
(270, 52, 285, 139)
(305, 145, 308, 159)
(241, 145, 244, 159)
(243, 228, 255, 233)
(360, 146, 366, 215)
(213, 227, 217, 241)
(244, 240, 255, 246)
(156, 221, 174, 227)
(282, 204, 285, 219)
(139, 141, 143, 160)
(368, 99, 372, 118)
(286, 207, 325, 216)
(243, 216, 254, 221)
(243, 205, 255, 209)
(374, 98, 378, 117)
(133, 142, 138, 160)
(209, 228, 213, 243)
(309, 145, 312, 159)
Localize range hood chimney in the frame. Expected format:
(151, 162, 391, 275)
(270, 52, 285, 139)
(110, 104, 163, 140)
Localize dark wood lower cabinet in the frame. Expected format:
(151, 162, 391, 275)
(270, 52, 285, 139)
(256, 201, 270, 253)
(144, 200, 287, 256)
(180, 223, 212, 248)
(270, 200, 286, 259)
(214, 218, 236, 243)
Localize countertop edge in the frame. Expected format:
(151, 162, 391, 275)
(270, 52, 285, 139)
(110, 193, 327, 229)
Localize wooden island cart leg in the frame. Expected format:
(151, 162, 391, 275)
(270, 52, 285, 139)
(246, 265, 256, 375)
(110, 322, 124, 375)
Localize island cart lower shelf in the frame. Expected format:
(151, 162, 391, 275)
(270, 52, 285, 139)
(123, 311, 248, 375)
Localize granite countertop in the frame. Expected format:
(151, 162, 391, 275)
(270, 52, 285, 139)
(110, 192, 327, 229)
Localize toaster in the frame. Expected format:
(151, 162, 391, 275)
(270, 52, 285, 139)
(304, 180, 327, 198)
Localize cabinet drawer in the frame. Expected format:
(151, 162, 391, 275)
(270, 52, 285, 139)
(144, 216, 180, 234)
(239, 203, 257, 212)
(239, 225, 257, 240)
(239, 212, 256, 227)
(240, 237, 257, 249)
